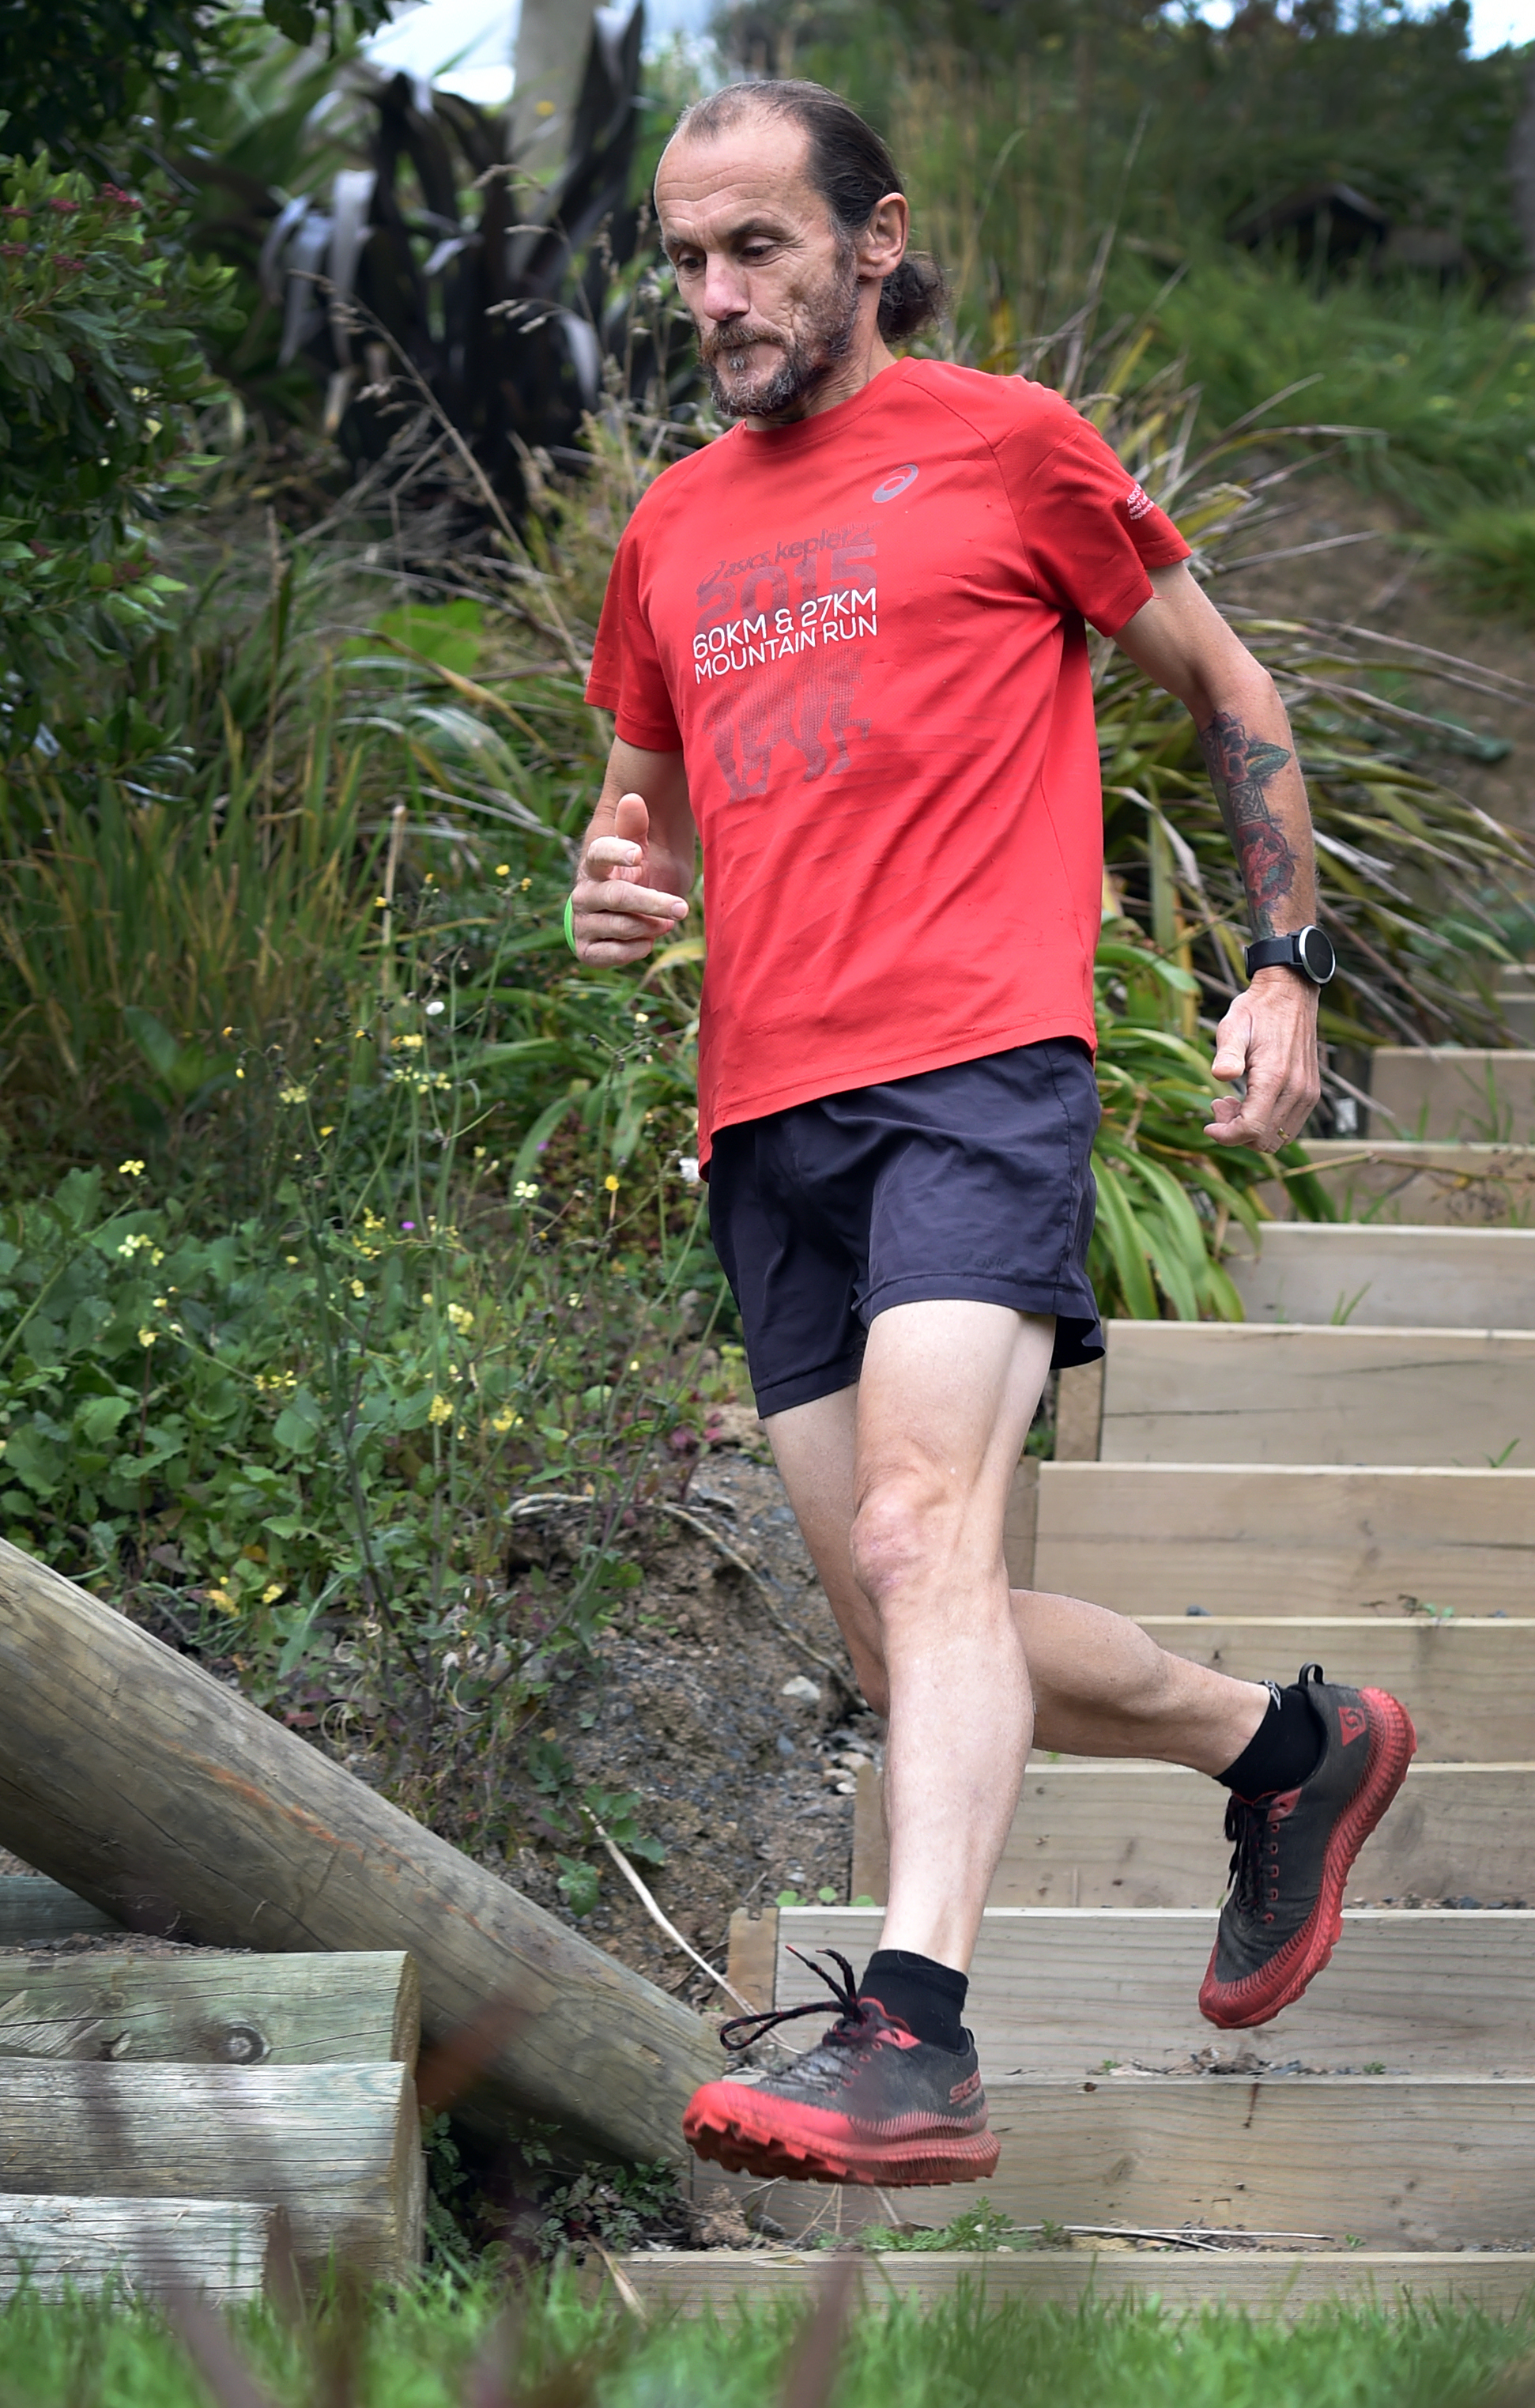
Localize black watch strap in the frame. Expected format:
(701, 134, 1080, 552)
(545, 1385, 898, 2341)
(1244, 925, 1336, 985)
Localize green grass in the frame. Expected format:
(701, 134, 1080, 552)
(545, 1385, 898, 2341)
(0, 2275, 1532, 2408)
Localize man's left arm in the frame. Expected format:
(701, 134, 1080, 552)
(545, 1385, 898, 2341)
(1113, 560, 1322, 1153)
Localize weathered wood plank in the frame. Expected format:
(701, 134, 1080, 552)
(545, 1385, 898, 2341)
(1029, 1463, 1535, 1614)
(1227, 1224, 1535, 1330)
(700, 2077, 1535, 2249)
(850, 1761, 1535, 1912)
(1096, 1323, 1535, 1466)
(0, 2061, 422, 2281)
(1367, 1050, 1535, 1144)
(1118, 1616, 1534, 1762)
(1264, 1142, 1535, 1228)
(0, 1537, 716, 2163)
(0, 1877, 121, 1949)
(0, 2194, 273, 2304)
(0, 1949, 419, 2067)
(622, 2247, 1535, 2319)
(774, 1907, 1535, 2073)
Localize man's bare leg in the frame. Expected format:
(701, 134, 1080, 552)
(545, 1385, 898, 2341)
(765, 1302, 1271, 1969)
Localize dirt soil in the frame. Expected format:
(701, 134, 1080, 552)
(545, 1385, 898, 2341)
(492, 1427, 884, 2012)
(1215, 466, 1535, 837)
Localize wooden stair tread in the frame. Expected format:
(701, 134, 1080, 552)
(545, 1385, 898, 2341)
(0, 1875, 121, 1949)
(1021, 1460, 1535, 1613)
(697, 2074, 1535, 2248)
(1366, 1049, 1535, 1144)
(1081, 1323, 1535, 1466)
(769, 1907, 1535, 2071)
(850, 1761, 1535, 1912)
(1226, 1222, 1535, 1330)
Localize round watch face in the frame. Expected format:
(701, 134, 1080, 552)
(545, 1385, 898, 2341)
(1298, 924, 1337, 983)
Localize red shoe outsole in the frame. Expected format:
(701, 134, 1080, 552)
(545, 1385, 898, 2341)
(683, 2097, 1000, 2188)
(1200, 1688, 1417, 2031)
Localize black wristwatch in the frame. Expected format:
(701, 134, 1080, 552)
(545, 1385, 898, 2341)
(1243, 925, 1336, 986)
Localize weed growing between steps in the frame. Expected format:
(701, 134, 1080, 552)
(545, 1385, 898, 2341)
(0, 2272, 1532, 2406)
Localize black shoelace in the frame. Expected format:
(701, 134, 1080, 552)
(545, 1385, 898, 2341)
(1223, 1791, 1270, 1918)
(718, 1946, 869, 2055)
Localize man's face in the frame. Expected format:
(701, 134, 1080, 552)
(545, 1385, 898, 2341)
(655, 115, 862, 423)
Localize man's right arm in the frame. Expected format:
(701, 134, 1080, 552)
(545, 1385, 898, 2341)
(570, 740, 694, 966)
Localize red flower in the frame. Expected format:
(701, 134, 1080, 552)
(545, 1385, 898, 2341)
(0, 243, 26, 259)
(47, 196, 83, 213)
(99, 184, 141, 209)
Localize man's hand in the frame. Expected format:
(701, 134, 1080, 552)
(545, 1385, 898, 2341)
(571, 790, 688, 965)
(1206, 967, 1321, 1152)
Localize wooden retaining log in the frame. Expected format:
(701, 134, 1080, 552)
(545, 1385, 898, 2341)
(0, 2063, 421, 2281)
(0, 1538, 717, 2164)
(0, 1949, 419, 2067)
(0, 2194, 273, 2304)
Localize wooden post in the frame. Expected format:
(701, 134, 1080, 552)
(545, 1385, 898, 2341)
(0, 1539, 718, 2165)
(0, 1949, 419, 2069)
(0, 2195, 274, 2304)
(0, 1875, 120, 1948)
(0, 2062, 422, 2280)
(510, 0, 602, 193)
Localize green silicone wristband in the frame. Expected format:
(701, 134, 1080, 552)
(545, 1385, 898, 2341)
(563, 894, 577, 954)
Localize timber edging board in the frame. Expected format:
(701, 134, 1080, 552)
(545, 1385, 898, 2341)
(850, 1761, 1535, 1912)
(0, 1534, 717, 2163)
(696, 2077, 1535, 2248)
(772, 1907, 1535, 2071)
(1366, 1050, 1535, 1144)
(0, 1949, 420, 2067)
(0, 2195, 273, 2304)
(1225, 1223, 1535, 1330)
(0, 1876, 121, 1948)
(613, 2248, 1535, 2319)
(1095, 1323, 1535, 1467)
(1024, 1462, 1535, 1611)
(0, 2060, 423, 2281)
(1262, 1142, 1535, 1228)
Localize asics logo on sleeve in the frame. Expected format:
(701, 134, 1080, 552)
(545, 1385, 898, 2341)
(872, 464, 918, 502)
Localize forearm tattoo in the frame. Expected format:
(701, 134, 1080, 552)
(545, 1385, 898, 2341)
(1197, 709, 1298, 938)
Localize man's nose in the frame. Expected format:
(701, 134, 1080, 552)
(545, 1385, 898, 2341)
(700, 256, 751, 322)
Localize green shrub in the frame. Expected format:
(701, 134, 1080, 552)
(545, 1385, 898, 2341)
(1428, 505, 1535, 622)
(0, 149, 236, 727)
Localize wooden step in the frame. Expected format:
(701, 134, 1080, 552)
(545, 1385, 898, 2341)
(1020, 1462, 1535, 1614)
(850, 1761, 1535, 1912)
(1226, 1223, 1535, 1330)
(771, 1906, 1535, 2074)
(1263, 1142, 1535, 1228)
(624, 2246, 1535, 2319)
(0, 1949, 420, 2067)
(0, 1875, 120, 1948)
(1063, 1323, 1535, 1466)
(1367, 1049, 1535, 1144)
(697, 2075, 1535, 2249)
(1115, 1616, 1533, 1761)
(0, 2194, 273, 2304)
(0, 2060, 423, 2280)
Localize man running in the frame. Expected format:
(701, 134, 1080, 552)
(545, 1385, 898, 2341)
(572, 80, 1415, 2187)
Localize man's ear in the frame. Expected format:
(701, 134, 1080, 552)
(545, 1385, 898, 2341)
(859, 191, 909, 277)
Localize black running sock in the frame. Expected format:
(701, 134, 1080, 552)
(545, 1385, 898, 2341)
(858, 1949, 968, 2051)
(1217, 1678, 1326, 1796)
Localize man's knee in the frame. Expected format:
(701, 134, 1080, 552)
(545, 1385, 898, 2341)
(849, 1474, 978, 1611)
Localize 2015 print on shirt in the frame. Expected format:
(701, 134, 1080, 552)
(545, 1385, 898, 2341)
(692, 515, 881, 802)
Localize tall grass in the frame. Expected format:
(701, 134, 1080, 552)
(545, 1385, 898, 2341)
(0, 2273, 1530, 2407)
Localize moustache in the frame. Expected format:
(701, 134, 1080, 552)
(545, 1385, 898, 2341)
(701, 325, 783, 360)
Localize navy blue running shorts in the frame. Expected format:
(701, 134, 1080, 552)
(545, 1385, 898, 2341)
(706, 1039, 1104, 1420)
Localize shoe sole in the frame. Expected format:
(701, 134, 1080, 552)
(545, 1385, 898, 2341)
(1199, 1687, 1417, 2032)
(683, 2094, 1001, 2187)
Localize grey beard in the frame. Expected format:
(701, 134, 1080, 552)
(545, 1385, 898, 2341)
(703, 258, 861, 421)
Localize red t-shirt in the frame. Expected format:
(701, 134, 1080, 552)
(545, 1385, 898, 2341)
(586, 355, 1189, 1164)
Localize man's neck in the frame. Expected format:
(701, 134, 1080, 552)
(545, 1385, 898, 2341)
(745, 330, 899, 433)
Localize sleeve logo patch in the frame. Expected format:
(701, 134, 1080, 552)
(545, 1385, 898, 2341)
(1125, 481, 1154, 520)
(872, 463, 918, 503)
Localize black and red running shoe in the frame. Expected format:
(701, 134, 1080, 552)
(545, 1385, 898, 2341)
(683, 1949, 999, 2186)
(1200, 1663, 1416, 2030)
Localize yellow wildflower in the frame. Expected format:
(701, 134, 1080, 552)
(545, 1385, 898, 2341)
(118, 1159, 145, 1177)
(428, 1394, 453, 1425)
